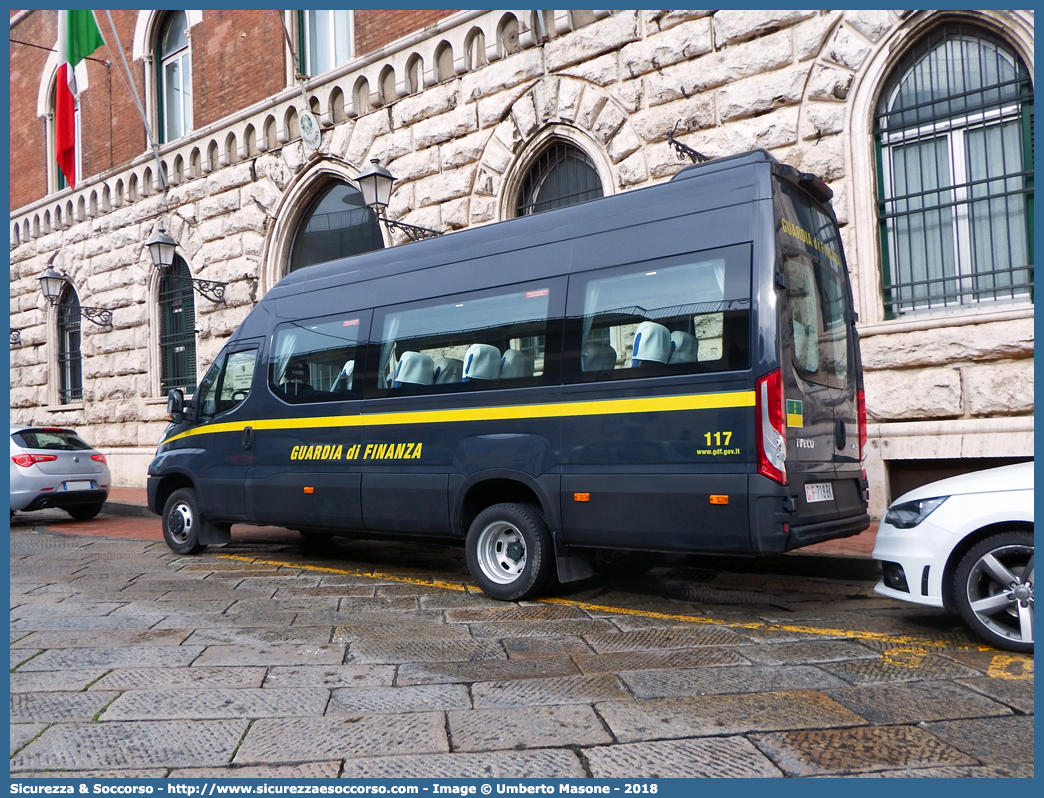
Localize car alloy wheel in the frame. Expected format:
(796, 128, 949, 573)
(955, 531, 1033, 652)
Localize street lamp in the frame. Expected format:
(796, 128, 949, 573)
(37, 267, 67, 304)
(144, 227, 178, 270)
(144, 227, 227, 303)
(357, 159, 443, 242)
(357, 158, 395, 215)
(37, 267, 113, 327)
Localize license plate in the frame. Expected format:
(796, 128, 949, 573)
(63, 481, 94, 491)
(804, 482, 834, 503)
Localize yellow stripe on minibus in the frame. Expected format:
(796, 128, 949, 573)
(164, 390, 756, 444)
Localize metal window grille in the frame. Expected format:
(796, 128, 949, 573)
(875, 26, 1034, 318)
(159, 257, 197, 393)
(57, 287, 82, 404)
(289, 182, 385, 273)
(516, 142, 604, 217)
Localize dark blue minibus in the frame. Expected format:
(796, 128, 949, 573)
(149, 149, 870, 600)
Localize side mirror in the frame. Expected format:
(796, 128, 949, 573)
(166, 388, 185, 423)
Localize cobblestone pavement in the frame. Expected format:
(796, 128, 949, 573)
(9, 516, 1034, 779)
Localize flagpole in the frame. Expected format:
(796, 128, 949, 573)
(96, 11, 168, 191)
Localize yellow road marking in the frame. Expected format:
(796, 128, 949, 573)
(217, 553, 1012, 658)
(987, 654, 1035, 680)
(881, 646, 929, 669)
(165, 389, 755, 444)
(218, 553, 469, 593)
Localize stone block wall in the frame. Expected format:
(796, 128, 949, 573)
(9, 10, 1034, 514)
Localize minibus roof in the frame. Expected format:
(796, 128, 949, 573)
(264, 149, 781, 303)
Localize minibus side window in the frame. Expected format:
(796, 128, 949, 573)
(372, 282, 555, 395)
(197, 347, 258, 422)
(268, 314, 366, 404)
(196, 358, 223, 421)
(566, 245, 751, 380)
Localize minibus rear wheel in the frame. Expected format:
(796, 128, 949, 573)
(162, 487, 207, 555)
(466, 503, 554, 601)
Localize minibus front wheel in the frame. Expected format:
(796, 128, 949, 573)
(162, 487, 207, 555)
(466, 502, 554, 601)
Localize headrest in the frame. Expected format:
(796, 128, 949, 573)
(393, 351, 435, 386)
(433, 358, 463, 384)
(500, 348, 535, 379)
(284, 361, 310, 382)
(462, 344, 502, 381)
(582, 343, 617, 372)
(668, 331, 698, 364)
(632, 321, 671, 366)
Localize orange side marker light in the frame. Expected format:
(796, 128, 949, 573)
(709, 495, 729, 505)
(303, 487, 315, 495)
(574, 493, 590, 502)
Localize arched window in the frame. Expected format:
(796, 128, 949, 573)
(57, 285, 83, 404)
(157, 11, 192, 143)
(288, 181, 384, 273)
(875, 26, 1034, 317)
(299, 10, 351, 77)
(158, 256, 197, 393)
(515, 141, 604, 217)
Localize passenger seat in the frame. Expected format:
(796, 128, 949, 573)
(632, 322, 671, 366)
(393, 351, 435, 386)
(668, 331, 698, 364)
(582, 343, 617, 372)
(282, 361, 314, 396)
(500, 349, 534, 379)
(433, 358, 463, 384)
(462, 344, 502, 380)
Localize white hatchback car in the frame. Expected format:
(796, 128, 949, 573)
(872, 461, 1033, 652)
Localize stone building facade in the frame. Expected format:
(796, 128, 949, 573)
(9, 10, 1034, 519)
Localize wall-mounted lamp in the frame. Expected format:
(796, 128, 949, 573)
(357, 159, 443, 242)
(37, 267, 113, 327)
(145, 228, 228, 303)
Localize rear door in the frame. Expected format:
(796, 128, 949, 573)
(775, 180, 864, 531)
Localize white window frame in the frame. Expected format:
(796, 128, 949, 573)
(300, 10, 352, 78)
(157, 12, 193, 143)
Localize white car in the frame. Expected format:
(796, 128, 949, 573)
(872, 461, 1033, 652)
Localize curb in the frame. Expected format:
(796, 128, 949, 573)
(101, 501, 156, 519)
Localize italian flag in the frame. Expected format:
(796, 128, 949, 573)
(56, 10, 105, 188)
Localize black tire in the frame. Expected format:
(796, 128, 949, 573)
(466, 502, 555, 601)
(953, 530, 1033, 653)
(587, 549, 661, 578)
(67, 503, 104, 521)
(162, 487, 207, 555)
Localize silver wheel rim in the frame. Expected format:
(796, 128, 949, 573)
(167, 501, 195, 546)
(966, 543, 1034, 645)
(475, 520, 527, 585)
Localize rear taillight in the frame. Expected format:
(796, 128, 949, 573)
(857, 389, 867, 459)
(91, 453, 107, 464)
(12, 453, 58, 468)
(756, 369, 787, 484)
